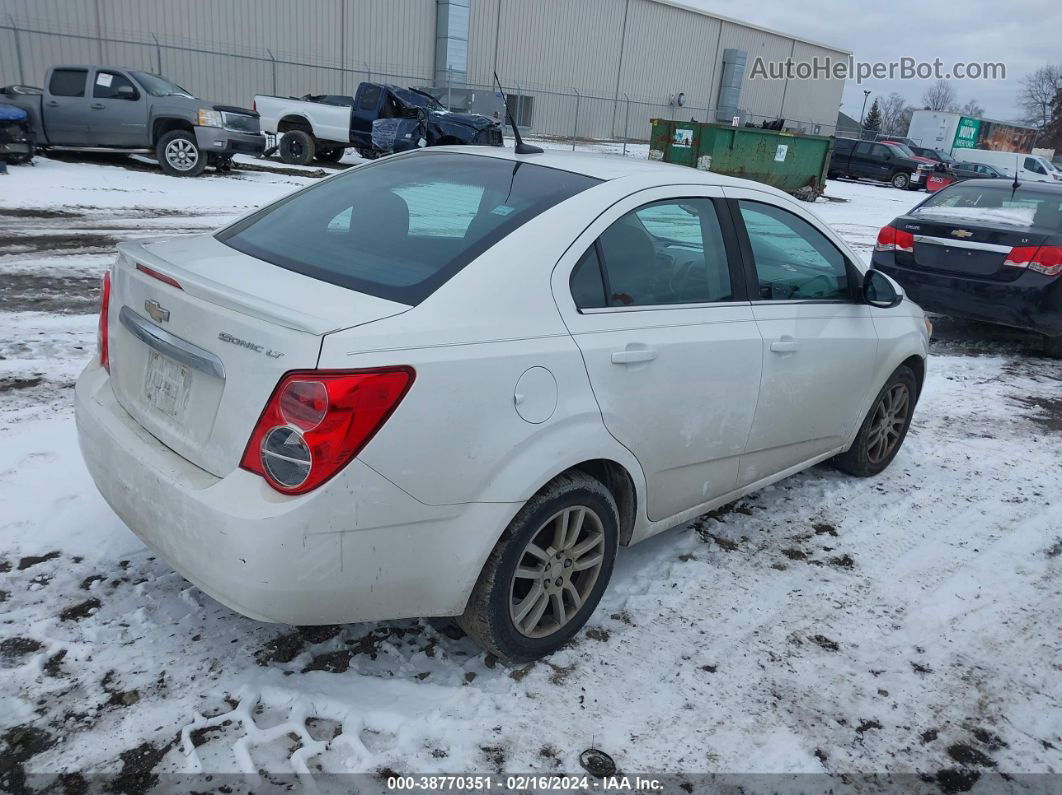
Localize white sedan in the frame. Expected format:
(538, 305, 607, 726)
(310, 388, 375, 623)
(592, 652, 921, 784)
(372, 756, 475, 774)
(75, 147, 929, 661)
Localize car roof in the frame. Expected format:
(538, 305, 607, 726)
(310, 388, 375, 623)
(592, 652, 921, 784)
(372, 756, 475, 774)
(408, 146, 791, 192)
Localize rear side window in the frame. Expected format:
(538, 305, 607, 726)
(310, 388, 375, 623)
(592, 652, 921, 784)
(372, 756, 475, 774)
(49, 69, 87, 97)
(569, 246, 607, 309)
(218, 154, 600, 305)
(571, 198, 732, 309)
(93, 70, 138, 100)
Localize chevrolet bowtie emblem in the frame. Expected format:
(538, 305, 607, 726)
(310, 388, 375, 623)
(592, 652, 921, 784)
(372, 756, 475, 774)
(145, 299, 170, 324)
(950, 229, 974, 238)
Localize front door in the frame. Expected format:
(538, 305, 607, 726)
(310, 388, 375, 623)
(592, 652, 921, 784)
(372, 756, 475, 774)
(553, 187, 763, 522)
(724, 188, 878, 484)
(88, 69, 148, 147)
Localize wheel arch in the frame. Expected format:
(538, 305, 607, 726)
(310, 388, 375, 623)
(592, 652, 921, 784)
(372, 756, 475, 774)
(459, 418, 648, 548)
(277, 115, 314, 134)
(567, 459, 638, 546)
(152, 117, 194, 144)
(901, 353, 926, 399)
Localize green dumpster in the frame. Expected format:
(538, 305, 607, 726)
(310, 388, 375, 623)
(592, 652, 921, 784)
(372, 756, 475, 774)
(649, 119, 834, 199)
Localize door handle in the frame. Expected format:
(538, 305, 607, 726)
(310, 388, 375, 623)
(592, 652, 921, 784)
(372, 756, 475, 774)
(611, 347, 658, 365)
(91, 103, 105, 110)
(770, 337, 800, 354)
(46, 101, 60, 107)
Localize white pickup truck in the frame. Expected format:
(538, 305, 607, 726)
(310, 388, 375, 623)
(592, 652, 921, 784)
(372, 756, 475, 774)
(254, 82, 503, 164)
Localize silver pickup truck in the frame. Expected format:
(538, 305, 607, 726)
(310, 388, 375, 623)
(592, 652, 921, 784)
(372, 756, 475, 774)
(1, 65, 265, 176)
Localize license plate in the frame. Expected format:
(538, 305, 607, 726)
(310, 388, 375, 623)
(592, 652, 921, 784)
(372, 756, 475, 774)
(143, 350, 192, 420)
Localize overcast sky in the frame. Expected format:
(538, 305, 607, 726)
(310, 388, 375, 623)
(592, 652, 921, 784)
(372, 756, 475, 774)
(690, 0, 1062, 123)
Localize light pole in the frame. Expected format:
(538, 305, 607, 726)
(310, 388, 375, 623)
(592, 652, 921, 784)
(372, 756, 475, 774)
(859, 89, 871, 137)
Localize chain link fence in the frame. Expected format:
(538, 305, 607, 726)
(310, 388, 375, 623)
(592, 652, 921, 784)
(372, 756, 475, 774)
(1, 17, 839, 145)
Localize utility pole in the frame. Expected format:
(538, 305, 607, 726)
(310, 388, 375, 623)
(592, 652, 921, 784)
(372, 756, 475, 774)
(859, 89, 871, 138)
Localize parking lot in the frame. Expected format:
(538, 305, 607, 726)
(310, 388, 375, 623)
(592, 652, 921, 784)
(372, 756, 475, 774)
(1, 152, 1060, 788)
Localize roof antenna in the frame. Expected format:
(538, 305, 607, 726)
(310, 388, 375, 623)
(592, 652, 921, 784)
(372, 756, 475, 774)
(1012, 153, 1021, 193)
(493, 72, 542, 155)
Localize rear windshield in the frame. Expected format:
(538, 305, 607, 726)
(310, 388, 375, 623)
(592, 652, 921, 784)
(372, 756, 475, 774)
(217, 153, 600, 304)
(915, 184, 1062, 231)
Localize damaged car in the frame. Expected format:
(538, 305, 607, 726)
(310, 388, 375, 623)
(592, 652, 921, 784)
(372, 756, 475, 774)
(255, 82, 503, 164)
(0, 96, 35, 166)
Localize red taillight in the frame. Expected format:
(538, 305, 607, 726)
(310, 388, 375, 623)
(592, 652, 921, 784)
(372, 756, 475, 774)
(240, 368, 415, 495)
(136, 263, 182, 290)
(98, 271, 111, 372)
(1004, 245, 1062, 277)
(875, 224, 914, 254)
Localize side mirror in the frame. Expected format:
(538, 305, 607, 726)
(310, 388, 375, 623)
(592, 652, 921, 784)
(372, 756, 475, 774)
(863, 269, 903, 308)
(117, 85, 136, 100)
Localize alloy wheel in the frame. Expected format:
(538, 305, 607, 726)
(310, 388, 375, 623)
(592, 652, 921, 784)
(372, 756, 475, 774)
(164, 139, 199, 171)
(866, 383, 910, 464)
(508, 506, 605, 638)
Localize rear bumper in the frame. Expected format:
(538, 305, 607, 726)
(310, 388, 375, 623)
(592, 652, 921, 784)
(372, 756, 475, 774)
(873, 255, 1062, 336)
(75, 362, 515, 625)
(194, 126, 266, 157)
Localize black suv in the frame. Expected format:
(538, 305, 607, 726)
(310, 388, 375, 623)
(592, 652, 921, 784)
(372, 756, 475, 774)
(829, 137, 928, 190)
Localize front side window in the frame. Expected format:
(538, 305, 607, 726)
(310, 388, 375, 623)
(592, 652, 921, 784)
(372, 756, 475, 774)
(93, 71, 138, 100)
(1025, 157, 1047, 175)
(358, 85, 382, 110)
(571, 198, 732, 309)
(738, 201, 849, 301)
(219, 153, 599, 304)
(49, 69, 87, 97)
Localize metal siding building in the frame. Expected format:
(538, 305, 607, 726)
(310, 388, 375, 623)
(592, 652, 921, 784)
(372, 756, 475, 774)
(0, 0, 848, 140)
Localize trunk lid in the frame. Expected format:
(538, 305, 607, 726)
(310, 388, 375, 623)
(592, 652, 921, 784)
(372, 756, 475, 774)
(108, 234, 409, 477)
(896, 212, 1050, 280)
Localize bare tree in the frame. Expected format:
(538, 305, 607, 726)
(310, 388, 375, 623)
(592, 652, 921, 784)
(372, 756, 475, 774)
(878, 92, 913, 136)
(1019, 65, 1062, 129)
(958, 99, 985, 118)
(922, 79, 957, 112)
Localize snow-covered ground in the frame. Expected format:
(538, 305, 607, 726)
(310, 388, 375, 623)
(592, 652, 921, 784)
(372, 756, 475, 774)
(1, 151, 1060, 790)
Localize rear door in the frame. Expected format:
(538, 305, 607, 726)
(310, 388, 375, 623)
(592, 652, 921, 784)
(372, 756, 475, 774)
(43, 68, 91, 144)
(88, 69, 148, 147)
(724, 188, 878, 483)
(107, 235, 408, 477)
(552, 186, 763, 521)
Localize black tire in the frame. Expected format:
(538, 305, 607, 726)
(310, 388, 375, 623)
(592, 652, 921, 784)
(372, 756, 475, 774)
(1043, 335, 1062, 359)
(355, 147, 379, 160)
(6, 149, 33, 166)
(890, 171, 911, 190)
(156, 130, 207, 177)
(458, 472, 619, 662)
(314, 146, 345, 163)
(833, 365, 918, 477)
(279, 130, 316, 165)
